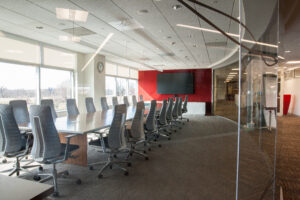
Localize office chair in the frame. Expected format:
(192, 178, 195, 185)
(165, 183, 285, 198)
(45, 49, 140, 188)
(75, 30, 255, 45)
(41, 99, 57, 120)
(132, 95, 137, 106)
(139, 95, 143, 101)
(100, 97, 110, 111)
(85, 97, 96, 113)
(112, 96, 118, 107)
(126, 101, 148, 160)
(171, 97, 182, 129)
(9, 100, 30, 125)
(177, 97, 185, 125)
(181, 96, 190, 122)
(123, 96, 130, 107)
(0, 104, 41, 176)
(156, 99, 171, 140)
(144, 100, 161, 148)
(66, 99, 79, 116)
(88, 104, 131, 178)
(30, 105, 81, 197)
(166, 98, 177, 132)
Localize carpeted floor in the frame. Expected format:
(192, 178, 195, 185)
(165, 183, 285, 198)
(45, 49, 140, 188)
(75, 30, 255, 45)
(0, 115, 277, 200)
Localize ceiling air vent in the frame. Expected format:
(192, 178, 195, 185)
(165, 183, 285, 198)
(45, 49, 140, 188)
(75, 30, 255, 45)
(158, 52, 175, 57)
(62, 27, 96, 36)
(108, 19, 143, 31)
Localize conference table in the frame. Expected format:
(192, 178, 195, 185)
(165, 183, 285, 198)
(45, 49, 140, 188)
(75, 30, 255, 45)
(0, 174, 54, 200)
(20, 104, 161, 166)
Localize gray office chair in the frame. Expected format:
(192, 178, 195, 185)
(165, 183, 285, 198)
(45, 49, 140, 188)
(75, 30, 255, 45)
(9, 100, 30, 124)
(144, 100, 161, 148)
(123, 96, 130, 107)
(88, 104, 131, 178)
(112, 96, 118, 107)
(132, 95, 137, 106)
(126, 101, 148, 160)
(0, 104, 41, 176)
(171, 97, 182, 129)
(66, 99, 79, 116)
(41, 99, 57, 120)
(166, 98, 177, 132)
(139, 95, 143, 101)
(177, 97, 185, 125)
(85, 97, 96, 113)
(181, 96, 190, 122)
(30, 105, 81, 197)
(100, 97, 109, 111)
(156, 99, 171, 140)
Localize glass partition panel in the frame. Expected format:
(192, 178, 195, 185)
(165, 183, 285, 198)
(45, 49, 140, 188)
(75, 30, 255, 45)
(237, 0, 278, 199)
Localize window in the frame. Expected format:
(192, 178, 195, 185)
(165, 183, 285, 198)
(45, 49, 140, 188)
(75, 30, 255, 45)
(44, 47, 76, 69)
(117, 66, 130, 77)
(130, 69, 138, 79)
(106, 62, 117, 75)
(128, 79, 138, 96)
(116, 78, 128, 96)
(41, 68, 73, 111)
(0, 36, 40, 64)
(0, 62, 37, 105)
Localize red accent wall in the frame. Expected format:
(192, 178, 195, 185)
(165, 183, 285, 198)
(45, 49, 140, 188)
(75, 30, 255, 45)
(138, 69, 212, 102)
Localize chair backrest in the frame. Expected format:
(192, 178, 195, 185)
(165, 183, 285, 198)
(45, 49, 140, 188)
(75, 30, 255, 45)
(183, 95, 188, 113)
(112, 96, 118, 106)
(145, 100, 157, 131)
(130, 101, 145, 139)
(178, 97, 183, 117)
(172, 97, 179, 119)
(158, 99, 168, 125)
(166, 98, 173, 121)
(66, 99, 79, 116)
(108, 104, 127, 150)
(41, 99, 57, 119)
(85, 97, 96, 113)
(9, 100, 29, 124)
(100, 97, 109, 111)
(123, 96, 129, 107)
(0, 104, 23, 155)
(132, 95, 137, 106)
(30, 105, 61, 161)
(139, 95, 143, 101)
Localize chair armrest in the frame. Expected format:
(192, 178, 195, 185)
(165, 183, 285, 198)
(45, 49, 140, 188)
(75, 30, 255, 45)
(63, 134, 78, 161)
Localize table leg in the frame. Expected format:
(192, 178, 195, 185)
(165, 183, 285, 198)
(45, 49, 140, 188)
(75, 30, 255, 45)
(58, 133, 87, 166)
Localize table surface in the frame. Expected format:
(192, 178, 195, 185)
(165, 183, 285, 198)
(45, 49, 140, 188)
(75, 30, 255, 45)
(0, 174, 54, 200)
(20, 104, 161, 135)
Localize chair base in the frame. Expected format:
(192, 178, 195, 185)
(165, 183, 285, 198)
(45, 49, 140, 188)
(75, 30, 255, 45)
(0, 157, 41, 176)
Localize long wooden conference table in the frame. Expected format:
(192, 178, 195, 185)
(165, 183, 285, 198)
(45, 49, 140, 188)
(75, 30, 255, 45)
(20, 105, 161, 166)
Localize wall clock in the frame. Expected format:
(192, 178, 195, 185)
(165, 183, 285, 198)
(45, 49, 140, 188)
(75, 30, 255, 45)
(97, 61, 104, 73)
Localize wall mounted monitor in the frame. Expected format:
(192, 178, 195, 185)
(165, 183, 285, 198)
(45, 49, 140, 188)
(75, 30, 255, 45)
(157, 72, 194, 94)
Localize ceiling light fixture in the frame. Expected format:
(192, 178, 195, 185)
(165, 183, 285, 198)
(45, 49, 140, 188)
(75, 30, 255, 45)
(176, 24, 278, 48)
(36, 26, 43, 29)
(286, 60, 300, 64)
(137, 9, 149, 14)
(59, 35, 81, 42)
(81, 33, 114, 72)
(278, 56, 285, 59)
(56, 8, 88, 22)
(229, 72, 238, 75)
(232, 68, 239, 70)
(285, 50, 291, 53)
(173, 5, 182, 10)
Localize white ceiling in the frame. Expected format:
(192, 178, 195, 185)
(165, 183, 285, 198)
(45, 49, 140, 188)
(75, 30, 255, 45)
(0, 0, 274, 71)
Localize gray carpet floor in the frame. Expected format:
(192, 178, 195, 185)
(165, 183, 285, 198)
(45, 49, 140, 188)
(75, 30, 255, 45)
(0, 115, 275, 200)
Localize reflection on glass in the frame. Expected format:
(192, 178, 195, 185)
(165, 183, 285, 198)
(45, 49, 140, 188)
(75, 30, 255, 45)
(0, 62, 37, 105)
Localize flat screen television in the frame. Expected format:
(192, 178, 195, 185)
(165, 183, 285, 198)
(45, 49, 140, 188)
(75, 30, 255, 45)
(157, 72, 194, 94)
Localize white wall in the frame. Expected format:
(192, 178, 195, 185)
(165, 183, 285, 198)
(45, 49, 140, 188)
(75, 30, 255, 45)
(76, 53, 106, 113)
(284, 77, 300, 116)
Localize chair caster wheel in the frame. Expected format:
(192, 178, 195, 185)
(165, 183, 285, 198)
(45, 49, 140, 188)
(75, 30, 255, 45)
(113, 154, 117, 158)
(98, 174, 103, 179)
(25, 156, 28, 160)
(154, 139, 157, 142)
(89, 166, 94, 170)
(109, 165, 113, 169)
(53, 192, 59, 197)
(76, 179, 82, 185)
(148, 148, 151, 151)
(129, 153, 133, 156)
(127, 163, 132, 167)
(64, 171, 69, 176)
(187, 119, 190, 122)
(132, 146, 135, 149)
(168, 138, 171, 140)
(33, 175, 41, 181)
(143, 150, 147, 154)
(174, 130, 177, 132)
(124, 171, 129, 176)
(158, 144, 162, 148)
(2, 159, 7, 163)
(38, 166, 43, 171)
(145, 157, 149, 160)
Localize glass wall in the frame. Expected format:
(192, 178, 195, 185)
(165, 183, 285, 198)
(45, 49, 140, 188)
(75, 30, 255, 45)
(0, 33, 76, 110)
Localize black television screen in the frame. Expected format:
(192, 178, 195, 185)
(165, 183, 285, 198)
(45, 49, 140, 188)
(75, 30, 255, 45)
(157, 72, 194, 94)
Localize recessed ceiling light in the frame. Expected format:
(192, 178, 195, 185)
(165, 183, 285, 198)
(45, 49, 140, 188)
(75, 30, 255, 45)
(193, 44, 196, 47)
(285, 50, 291, 53)
(36, 26, 43, 29)
(56, 8, 88, 22)
(232, 68, 239, 70)
(59, 35, 81, 42)
(137, 9, 149, 15)
(171, 42, 176, 45)
(172, 5, 182, 10)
